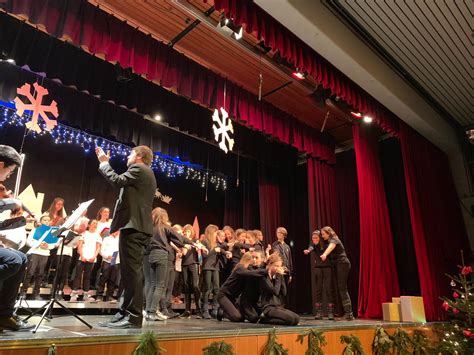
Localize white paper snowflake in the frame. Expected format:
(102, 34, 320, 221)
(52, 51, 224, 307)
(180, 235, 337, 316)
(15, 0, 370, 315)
(212, 107, 234, 154)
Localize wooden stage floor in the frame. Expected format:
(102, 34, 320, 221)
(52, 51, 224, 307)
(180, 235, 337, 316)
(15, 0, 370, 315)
(0, 314, 435, 355)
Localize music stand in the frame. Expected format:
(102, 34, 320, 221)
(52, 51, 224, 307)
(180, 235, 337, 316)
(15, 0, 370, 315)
(23, 227, 93, 332)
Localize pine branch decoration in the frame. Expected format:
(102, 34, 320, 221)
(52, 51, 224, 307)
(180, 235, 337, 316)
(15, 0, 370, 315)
(262, 328, 289, 355)
(391, 328, 412, 355)
(133, 331, 166, 355)
(372, 326, 392, 355)
(296, 329, 326, 355)
(47, 344, 56, 355)
(411, 330, 432, 355)
(203, 341, 236, 355)
(340, 334, 366, 355)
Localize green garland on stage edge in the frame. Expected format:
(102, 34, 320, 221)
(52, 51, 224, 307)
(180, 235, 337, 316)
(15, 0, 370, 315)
(132, 331, 166, 355)
(372, 326, 392, 354)
(411, 329, 432, 355)
(47, 343, 56, 355)
(391, 328, 412, 354)
(202, 341, 236, 355)
(340, 334, 365, 355)
(262, 328, 288, 355)
(296, 329, 326, 355)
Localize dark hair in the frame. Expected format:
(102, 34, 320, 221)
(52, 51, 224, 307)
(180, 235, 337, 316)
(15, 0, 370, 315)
(46, 197, 65, 218)
(133, 146, 153, 166)
(0, 145, 21, 167)
(96, 206, 110, 220)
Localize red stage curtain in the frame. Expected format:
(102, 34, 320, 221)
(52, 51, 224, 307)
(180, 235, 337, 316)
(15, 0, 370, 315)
(1, 0, 335, 163)
(258, 164, 281, 242)
(399, 122, 469, 321)
(353, 124, 400, 319)
(307, 158, 339, 232)
(210, 0, 399, 136)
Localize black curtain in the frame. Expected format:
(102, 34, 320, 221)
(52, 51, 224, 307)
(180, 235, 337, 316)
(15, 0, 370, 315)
(379, 138, 420, 295)
(335, 149, 360, 312)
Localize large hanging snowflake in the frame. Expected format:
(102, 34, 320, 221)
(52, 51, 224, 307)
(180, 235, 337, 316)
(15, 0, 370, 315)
(14, 83, 59, 133)
(212, 107, 234, 154)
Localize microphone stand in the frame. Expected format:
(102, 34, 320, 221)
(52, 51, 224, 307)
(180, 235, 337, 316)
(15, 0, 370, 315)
(23, 227, 93, 333)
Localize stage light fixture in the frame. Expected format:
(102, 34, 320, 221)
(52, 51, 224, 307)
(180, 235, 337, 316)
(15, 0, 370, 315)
(363, 115, 373, 123)
(6, 58, 15, 64)
(154, 114, 162, 121)
(219, 15, 243, 41)
(291, 70, 306, 80)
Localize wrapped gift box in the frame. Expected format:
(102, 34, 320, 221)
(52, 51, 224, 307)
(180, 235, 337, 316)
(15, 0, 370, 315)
(400, 296, 426, 323)
(382, 302, 401, 322)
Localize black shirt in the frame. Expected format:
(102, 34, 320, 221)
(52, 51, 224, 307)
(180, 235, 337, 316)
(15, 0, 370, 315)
(271, 241, 293, 276)
(307, 243, 331, 268)
(260, 273, 286, 310)
(328, 236, 349, 263)
(239, 265, 265, 307)
(149, 225, 187, 253)
(231, 242, 251, 264)
(202, 241, 227, 271)
(218, 265, 266, 299)
(182, 243, 200, 266)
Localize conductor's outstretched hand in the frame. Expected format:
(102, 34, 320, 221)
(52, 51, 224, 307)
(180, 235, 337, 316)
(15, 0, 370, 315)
(95, 147, 110, 163)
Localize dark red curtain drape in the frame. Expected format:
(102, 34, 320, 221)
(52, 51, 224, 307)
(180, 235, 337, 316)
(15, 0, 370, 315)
(1, 1, 335, 162)
(307, 157, 339, 232)
(210, 0, 399, 136)
(353, 124, 400, 319)
(258, 164, 282, 242)
(399, 122, 469, 321)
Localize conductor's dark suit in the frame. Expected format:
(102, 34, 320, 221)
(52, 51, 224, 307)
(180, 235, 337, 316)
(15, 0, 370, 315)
(99, 162, 156, 324)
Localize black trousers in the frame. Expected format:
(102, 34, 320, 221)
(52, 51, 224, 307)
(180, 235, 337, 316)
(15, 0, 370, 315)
(202, 269, 219, 305)
(22, 254, 48, 295)
(315, 267, 333, 304)
(0, 248, 27, 317)
(182, 264, 200, 311)
(335, 261, 352, 312)
(262, 306, 299, 325)
(145, 249, 168, 313)
(98, 262, 119, 297)
(56, 255, 72, 292)
(161, 259, 175, 308)
(73, 261, 94, 291)
(89, 255, 102, 290)
(119, 229, 149, 322)
(240, 301, 260, 323)
(216, 292, 243, 322)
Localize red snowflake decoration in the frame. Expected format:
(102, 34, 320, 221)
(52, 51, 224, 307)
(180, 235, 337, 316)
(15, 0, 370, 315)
(14, 83, 59, 133)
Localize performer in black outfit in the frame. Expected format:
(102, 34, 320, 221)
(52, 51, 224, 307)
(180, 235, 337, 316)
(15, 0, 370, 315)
(0, 145, 34, 331)
(216, 252, 266, 322)
(260, 254, 299, 326)
(96, 145, 157, 328)
(304, 230, 333, 320)
(201, 225, 222, 319)
(145, 208, 188, 321)
(320, 226, 354, 320)
(238, 251, 265, 323)
(180, 225, 204, 319)
(271, 227, 293, 303)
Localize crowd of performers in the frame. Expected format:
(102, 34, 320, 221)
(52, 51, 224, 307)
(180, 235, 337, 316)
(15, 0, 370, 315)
(1, 195, 354, 327)
(0, 144, 354, 331)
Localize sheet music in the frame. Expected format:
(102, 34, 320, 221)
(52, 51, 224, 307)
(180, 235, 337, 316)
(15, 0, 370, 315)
(61, 199, 94, 229)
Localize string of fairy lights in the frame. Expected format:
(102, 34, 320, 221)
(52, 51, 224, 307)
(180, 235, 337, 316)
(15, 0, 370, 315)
(0, 105, 227, 191)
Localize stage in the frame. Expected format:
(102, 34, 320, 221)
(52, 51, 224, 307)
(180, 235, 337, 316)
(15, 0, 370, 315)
(0, 315, 436, 354)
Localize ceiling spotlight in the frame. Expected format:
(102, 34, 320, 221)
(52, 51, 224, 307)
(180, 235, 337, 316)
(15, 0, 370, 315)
(363, 115, 373, 123)
(154, 115, 162, 121)
(350, 112, 362, 118)
(233, 27, 243, 40)
(6, 58, 15, 64)
(291, 70, 306, 80)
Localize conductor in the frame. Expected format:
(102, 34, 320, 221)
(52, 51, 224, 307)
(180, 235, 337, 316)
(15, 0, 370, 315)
(95, 145, 156, 328)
